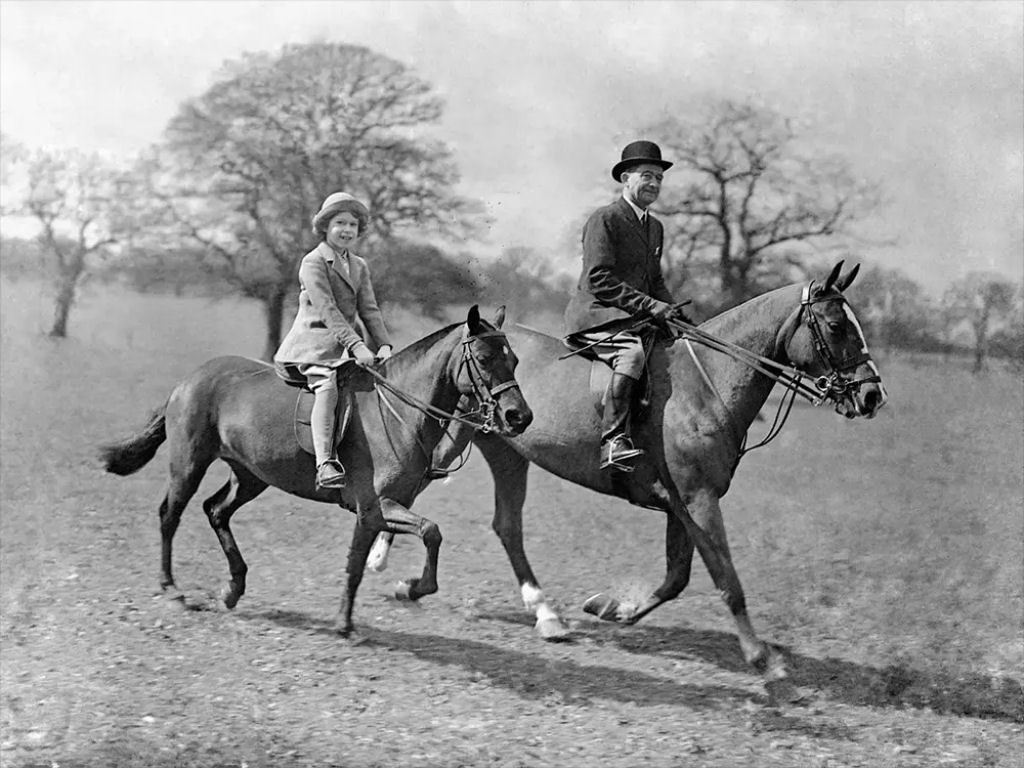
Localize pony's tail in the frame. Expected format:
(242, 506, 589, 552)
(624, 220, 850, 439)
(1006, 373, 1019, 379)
(99, 402, 168, 476)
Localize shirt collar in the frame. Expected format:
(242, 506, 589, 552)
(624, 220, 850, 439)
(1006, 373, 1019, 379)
(622, 192, 647, 221)
(321, 242, 349, 263)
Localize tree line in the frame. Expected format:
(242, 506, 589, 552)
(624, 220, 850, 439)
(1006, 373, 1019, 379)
(2, 42, 1020, 370)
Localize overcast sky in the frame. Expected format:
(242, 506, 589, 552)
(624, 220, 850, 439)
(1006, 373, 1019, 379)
(1, 0, 1021, 295)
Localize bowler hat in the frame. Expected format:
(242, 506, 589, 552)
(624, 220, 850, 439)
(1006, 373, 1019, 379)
(611, 140, 673, 182)
(311, 192, 370, 236)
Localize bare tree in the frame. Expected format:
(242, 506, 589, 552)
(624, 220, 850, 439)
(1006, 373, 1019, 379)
(943, 271, 1018, 372)
(151, 42, 481, 360)
(649, 100, 884, 311)
(5, 147, 132, 337)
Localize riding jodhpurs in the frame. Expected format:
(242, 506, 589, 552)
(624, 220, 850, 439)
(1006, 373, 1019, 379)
(298, 363, 339, 467)
(568, 329, 645, 381)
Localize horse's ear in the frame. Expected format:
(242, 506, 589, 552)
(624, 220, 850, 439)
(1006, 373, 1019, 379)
(823, 260, 845, 293)
(466, 304, 482, 334)
(492, 305, 506, 329)
(836, 263, 860, 292)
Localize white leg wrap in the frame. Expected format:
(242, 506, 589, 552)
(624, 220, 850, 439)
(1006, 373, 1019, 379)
(366, 532, 391, 573)
(521, 584, 559, 622)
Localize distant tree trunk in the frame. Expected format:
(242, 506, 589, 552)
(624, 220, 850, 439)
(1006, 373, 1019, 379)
(972, 329, 988, 373)
(972, 312, 991, 373)
(261, 288, 287, 362)
(48, 275, 76, 338)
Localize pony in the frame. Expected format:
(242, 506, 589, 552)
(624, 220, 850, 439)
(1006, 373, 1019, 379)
(99, 306, 531, 637)
(367, 262, 888, 679)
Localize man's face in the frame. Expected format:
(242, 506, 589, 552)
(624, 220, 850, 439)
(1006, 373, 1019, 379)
(622, 163, 664, 208)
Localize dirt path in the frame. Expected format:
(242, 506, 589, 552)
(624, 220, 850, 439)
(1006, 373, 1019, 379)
(1, 453, 1020, 768)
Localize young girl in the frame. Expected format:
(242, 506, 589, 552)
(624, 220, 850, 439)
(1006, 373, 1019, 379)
(274, 192, 393, 490)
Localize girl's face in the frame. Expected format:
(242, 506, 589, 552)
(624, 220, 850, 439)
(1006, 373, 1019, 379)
(325, 211, 361, 251)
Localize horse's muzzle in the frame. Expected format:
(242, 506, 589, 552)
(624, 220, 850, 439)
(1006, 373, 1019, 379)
(499, 403, 533, 436)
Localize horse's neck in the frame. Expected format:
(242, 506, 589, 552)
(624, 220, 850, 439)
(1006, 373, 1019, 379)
(382, 331, 463, 449)
(690, 284, 802, 429)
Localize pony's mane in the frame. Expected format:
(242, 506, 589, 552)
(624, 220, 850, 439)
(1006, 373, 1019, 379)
(391, 316, 498, 360)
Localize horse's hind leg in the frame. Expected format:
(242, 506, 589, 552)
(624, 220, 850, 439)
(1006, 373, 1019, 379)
(159, 450, 215, 599)
(202, 462, 268, 609)
(475, 435, 570, 641)
(378, 498, 442, 602)
(586, 512, 696, 625)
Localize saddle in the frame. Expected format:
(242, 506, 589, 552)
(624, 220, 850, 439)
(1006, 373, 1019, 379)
(275, 362, 375, 457)
(561, 327, 657, 414)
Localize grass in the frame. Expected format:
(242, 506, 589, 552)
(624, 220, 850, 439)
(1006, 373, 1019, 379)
(2, 276, 1022, 725)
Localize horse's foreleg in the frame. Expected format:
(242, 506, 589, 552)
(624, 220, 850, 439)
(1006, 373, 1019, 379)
(378, 498, 441, 601)
(683, 491, 784, 680)
(476, 436, 570, 641)
(203, 464, 268, 610)
(336, 515, 380, 639)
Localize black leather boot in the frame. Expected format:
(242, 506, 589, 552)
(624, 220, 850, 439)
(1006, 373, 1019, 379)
(600, 373, 644, 471)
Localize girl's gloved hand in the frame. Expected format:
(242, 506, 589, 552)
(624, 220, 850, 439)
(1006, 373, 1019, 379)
(351, 343, 375, 366)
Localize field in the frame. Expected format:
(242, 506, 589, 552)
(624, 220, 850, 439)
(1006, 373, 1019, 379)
(1, 277, 1022, 767)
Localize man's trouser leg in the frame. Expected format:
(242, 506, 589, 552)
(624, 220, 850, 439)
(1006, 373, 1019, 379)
(570, 330, 646, 471)
(601, 371, 645, 470)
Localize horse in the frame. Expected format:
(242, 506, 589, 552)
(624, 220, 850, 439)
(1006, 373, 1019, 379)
(366, 261, 888, 678)
(98, 305, 532, 637)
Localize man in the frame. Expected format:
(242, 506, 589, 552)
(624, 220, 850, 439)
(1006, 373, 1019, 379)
(564, 140, 689, 472)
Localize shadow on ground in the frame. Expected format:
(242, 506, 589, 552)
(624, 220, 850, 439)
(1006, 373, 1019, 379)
(481, 611, 1024, 725)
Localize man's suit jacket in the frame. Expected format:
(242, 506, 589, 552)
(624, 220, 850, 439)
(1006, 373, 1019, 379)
(564, 196, 675, 335)
(274, 241, 392, 367)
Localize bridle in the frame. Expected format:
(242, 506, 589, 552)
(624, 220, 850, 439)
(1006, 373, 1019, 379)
(365, 327, 522, 481)
(453, 329, 522, 435)
(775, 283, 882, 404)
(670, 280, 881, 456)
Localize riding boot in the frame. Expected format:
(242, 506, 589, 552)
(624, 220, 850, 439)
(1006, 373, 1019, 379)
(600, 372, 645, 471)
(310, 385, 346, 489)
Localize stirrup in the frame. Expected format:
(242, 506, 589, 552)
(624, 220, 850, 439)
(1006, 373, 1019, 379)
(316, 459, 347, 489)
(600, 437, 644, 472)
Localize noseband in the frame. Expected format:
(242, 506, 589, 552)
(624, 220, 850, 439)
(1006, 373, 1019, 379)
(778, 284, 881, 404)
(457, 329, 522, 434)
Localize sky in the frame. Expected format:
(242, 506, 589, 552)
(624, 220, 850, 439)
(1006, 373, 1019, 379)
(1, 0, 1021, 296)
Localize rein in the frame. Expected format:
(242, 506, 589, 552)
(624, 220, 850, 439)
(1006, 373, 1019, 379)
(669, 282, 879, 456)
(364, 329, 521, 481)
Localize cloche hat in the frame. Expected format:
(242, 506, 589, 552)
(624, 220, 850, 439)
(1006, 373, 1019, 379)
(611, 140, 673, 182)
(311, 192, 370, 235)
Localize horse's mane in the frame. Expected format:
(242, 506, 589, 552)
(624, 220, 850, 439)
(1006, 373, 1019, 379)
(391, 316, 498, 361)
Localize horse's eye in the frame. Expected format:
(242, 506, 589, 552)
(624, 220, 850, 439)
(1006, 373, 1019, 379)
(827, 320, 845, 334)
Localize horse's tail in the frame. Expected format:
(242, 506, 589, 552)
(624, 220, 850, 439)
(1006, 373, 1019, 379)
(100, 401, 168, 476)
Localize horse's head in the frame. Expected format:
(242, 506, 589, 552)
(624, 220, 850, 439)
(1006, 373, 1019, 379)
(780, 261, 888, 419)
(455, 305, 533, 436)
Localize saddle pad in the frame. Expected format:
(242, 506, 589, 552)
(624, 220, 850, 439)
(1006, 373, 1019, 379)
(290, 388, 355, 457)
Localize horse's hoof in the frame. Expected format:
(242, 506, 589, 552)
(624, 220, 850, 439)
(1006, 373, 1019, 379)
(162, 592, 187, 612)
(219, 586, 240, 610)
(335, 625, 367, 646)
(764, 645, 788, 682)
(582, 593, 621, 622)
(536, 616, 572, 642)
(394, 580, 417, 602)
